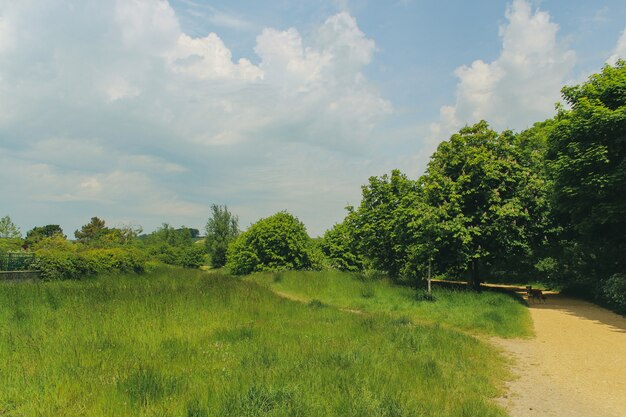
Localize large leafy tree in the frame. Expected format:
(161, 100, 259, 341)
(422, 121, 551, 288)
(227, 211, 312, 275)
(349, 170, 419, 280)
(547, 60, 626, 281)
(319, 218, 365, 272)
(205, 204, 239, 268)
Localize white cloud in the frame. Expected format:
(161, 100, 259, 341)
(608, 27, 626, 65)
(432, 0, 575, 138)
(0, 1, 390, 235)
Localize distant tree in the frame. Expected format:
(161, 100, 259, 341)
(188, 228, 200, 239)
(0, 215, 21, 239)
(101, 224, 143, 246)
(75, 217, 108, 243)
(227, 211, 312, 275)
(25, 224, 65, 247)
(205, 205, 239, 268)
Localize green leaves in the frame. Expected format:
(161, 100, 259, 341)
(226, 211, 314, 275)
(205, 204, 239, 268)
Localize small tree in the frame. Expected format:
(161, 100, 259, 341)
(0, 215, 21, 239)
(226, 211, 312, 275)
(75, 217, 108, 243)
(205, 204, 239, 268)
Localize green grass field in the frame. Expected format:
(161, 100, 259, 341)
(249, 270, 532, 338)
(0, 269, 529, 416)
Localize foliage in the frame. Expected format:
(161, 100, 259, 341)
(31, 234, 76, 252)
(0, 238, 23, 254)
(138, 224, 204, 269)
(205, 204, 239, 268)
(601, 273, 626, 314)
(547, 60, 626, 288)
(319, 220, 366, 272)
(75, 217, 109, 243)
(348, 170, 420, 280)
(227, 211, 314, 275)
(0, 215, 21, 239)
(419, 121, 552, 288)
(32, 248, 146, 280)
(25, 224, 64, 247)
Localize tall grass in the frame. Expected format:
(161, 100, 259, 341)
(249, 270, 532, 338)
(1, 268, 511, 416)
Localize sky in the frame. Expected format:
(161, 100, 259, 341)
(1, 0, 625, 237)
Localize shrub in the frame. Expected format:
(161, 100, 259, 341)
(601, 274, 626, 314)
(226, 211, 313, 275)
(33, 248, 146, 280)
(179, 245, 205, 269)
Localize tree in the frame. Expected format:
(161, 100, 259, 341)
(349, 170, 420, 280)
(0, 216, 21, 239)
(226, 211, 312, 275)
(205, 204, 239, 268)
(25, 224, 65, 247)
(546, 60, 626, 286)
(75, 217, 108, 243)
(422, 121, 550, 289)
(319, 219, 365, 272)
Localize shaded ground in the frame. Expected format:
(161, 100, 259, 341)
(493, 293, 626, 417)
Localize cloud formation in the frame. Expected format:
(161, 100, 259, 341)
(431, 0, 575, 138)
(608, 27, 626, 64)
(0, 1, 390, 234)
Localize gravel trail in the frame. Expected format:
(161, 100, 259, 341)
(494, 293, 626, 417)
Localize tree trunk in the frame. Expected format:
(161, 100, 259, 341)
(470, 259, 481, 291)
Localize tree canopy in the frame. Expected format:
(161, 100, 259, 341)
(227, 211, 313, 275)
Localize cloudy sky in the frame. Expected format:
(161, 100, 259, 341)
(1, 0, 625, 237)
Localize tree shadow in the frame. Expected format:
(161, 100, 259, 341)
(526, 293, 626, 334)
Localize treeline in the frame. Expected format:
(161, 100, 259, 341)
(0, 61, 624, 312)
(320, 61, 626, 313)
(0, 216, 206, 279)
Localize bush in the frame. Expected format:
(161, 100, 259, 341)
(145, 243, 205, 269)
(179, 245, 205, 269)
(226, 211, 313, 275)
(601, 274, 626, 314)
(33, 248, 146, 280)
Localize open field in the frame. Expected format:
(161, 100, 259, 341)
(0, 269, 530, 416)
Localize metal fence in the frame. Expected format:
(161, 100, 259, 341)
(0, 252, 35, 271)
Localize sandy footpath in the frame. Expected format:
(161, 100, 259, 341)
(494, 294, 626, 417)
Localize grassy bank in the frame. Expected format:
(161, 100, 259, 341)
(249, 270, 532, 338)
(1, 269, 519, 416)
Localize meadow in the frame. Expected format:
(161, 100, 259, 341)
(0, 268, 530, 416)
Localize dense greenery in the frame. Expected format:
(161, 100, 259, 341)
(0, 268, 524, 416)
(205, 204, 239, 268)
(317, 62, 625, 312)
(25, 224, 65, 247)
(227, 211, 315, 275)
(545, 61, 626, 311)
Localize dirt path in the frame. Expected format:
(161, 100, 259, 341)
(494, 293, 626, 417)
